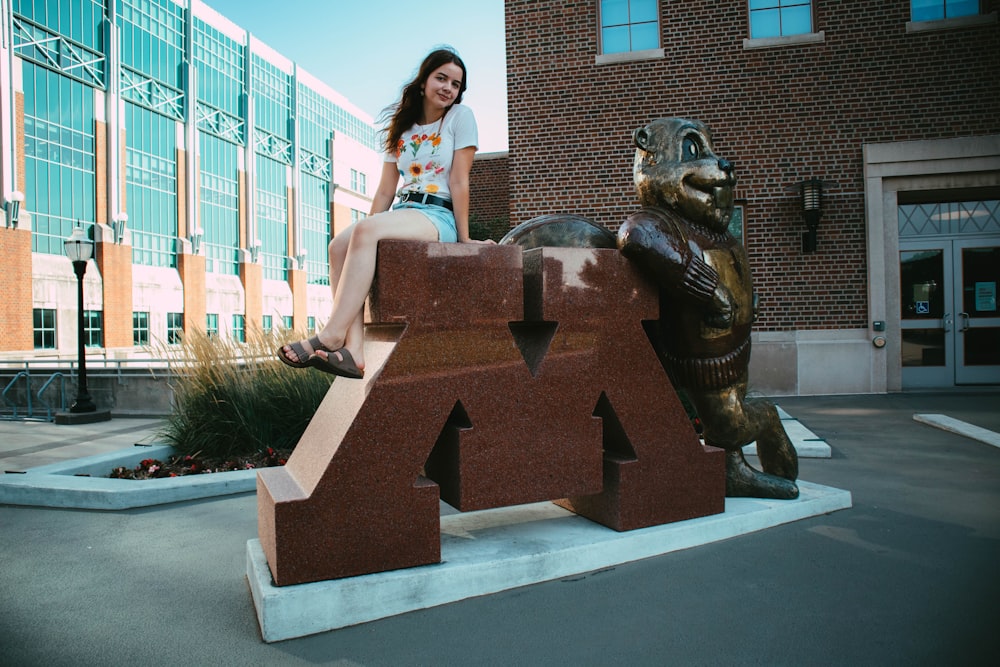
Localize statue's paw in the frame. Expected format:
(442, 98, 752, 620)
(725, 450, 799, 500)
(757, 438, 799, 481)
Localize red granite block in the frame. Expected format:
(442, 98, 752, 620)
(521, 247, 725, 529)
(257, 241, 725, 586)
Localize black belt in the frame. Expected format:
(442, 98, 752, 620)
(399, 191, 453, 211)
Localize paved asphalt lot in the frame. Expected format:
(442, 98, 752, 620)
(1, 390, 998, 666)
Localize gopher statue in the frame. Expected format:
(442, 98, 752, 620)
(503, 118, 798, 499)
(619, 118, 797, 499)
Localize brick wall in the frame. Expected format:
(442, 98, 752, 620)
(470, 151, 510, 239)
(504, 0, 1000, 331)
(0, 227, 34, 350)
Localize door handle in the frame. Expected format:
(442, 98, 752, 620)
(958, 312, 970, 332)
(943, 313, 952, 332)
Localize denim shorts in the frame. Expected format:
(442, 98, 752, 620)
(393, 201, 458, 243)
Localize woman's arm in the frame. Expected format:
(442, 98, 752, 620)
(449, 146, 476, 242)
(369, 161, 401, 216)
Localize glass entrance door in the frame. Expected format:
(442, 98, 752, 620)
(900, 239, 1000, 387)
(954, 240, 1000, 383)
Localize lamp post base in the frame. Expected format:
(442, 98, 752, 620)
(54, 409, 112, 425)
(69, 394, 97, 413)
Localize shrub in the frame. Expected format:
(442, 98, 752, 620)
(157, 328, 333, 460)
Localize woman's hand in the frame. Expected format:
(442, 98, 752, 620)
(462, 238, 496, 245)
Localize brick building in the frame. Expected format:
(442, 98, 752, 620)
(496, 0, 1000, 394)
(469, 151, 510, 238)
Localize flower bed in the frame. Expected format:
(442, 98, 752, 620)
(110, 447, 291, 479)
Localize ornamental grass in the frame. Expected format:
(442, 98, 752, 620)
(157, 328, 333, 461)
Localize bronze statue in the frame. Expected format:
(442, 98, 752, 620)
(504, 118, 798, 499)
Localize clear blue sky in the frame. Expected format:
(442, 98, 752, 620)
(201, 0, 509, 153)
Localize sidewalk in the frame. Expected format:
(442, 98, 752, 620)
(0, 416, 165, 472)
(1, 391, 998, 665)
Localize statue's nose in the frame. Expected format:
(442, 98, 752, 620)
(718, 158, 733, 175)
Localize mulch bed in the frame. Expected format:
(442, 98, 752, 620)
(109, 447, 292, 479)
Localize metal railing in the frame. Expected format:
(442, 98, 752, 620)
(1, 369, 67, 422)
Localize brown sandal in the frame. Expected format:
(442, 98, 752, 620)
(311, 347, 364, 379)
(276, 336, 333, 369)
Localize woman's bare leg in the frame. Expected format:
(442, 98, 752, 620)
(284, 209, 439, 369)
(326, 225, 366, 367)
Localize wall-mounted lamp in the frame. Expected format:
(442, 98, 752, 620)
(189, 226, 204, 255)
(250, 239, 262, 264)
(787, 178, 834, 253)
(112, 213, 128, 245)
(5, 190, 24, 229)
(295, 249, 308, 270)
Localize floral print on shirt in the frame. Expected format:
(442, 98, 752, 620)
(396, 131, 445, 193)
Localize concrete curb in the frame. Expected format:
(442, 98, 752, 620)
(0, 404, 828, 511)
(743, 405, 832, 458)
(0, 445, 257, 510)
(247, 480, 853, 642)
(913, 414, 1000, 449)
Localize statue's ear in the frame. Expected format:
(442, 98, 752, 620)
(633, 127, 649, 150)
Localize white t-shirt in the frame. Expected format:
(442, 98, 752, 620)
(385, 103, 478, 201)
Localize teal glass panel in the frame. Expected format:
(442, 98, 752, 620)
(914, 0, 981, 20)
(24, 62, 97, 255)
(13, 0, 105, 51)
(750, 9, 781, 37)
(193, 17, 245, 120)
(601, 0, 629, 25)
(12, 0, 106, 88)
(781, 4, 812, 34)
(602, 26, 630, 53)
(631, 22, 659, 50)
(118, 0, 184, 83)
(125, 103, 178, 267)
(912, 0, 945, 21)
(252, 55, 292, 141)
(300, 171, 331, 285)
(630, 0, 658, 23)
(298, 82, 376, 152)
(199, 132, 240, 275)
(256, 154, 289, 281)
(750, 0, 812, 37)
(948, 0, 980, 18)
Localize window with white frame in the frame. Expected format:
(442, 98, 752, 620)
(600, 0, 660, 54)
(232, 314, 245, 343)
(133, 311, 150, 346)
(749, 0, 813, 38)
(167, 312, 183, 345)
(83, 310, 103, 348)
(911, 0, 980, 21)
(33, 308, 56, 349)
(350, 168, 367, 195)
(206, 313, 219, 337)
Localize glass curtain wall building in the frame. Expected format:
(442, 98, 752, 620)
(0, 0, 380, 356)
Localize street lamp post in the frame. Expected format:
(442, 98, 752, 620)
(64, 226, 96, 413)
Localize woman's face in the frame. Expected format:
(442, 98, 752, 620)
(422, 63, 464, 114)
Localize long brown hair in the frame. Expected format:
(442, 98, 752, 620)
(380, 48, 468, 155)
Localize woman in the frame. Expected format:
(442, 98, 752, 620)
(278, 48, 492, 378)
